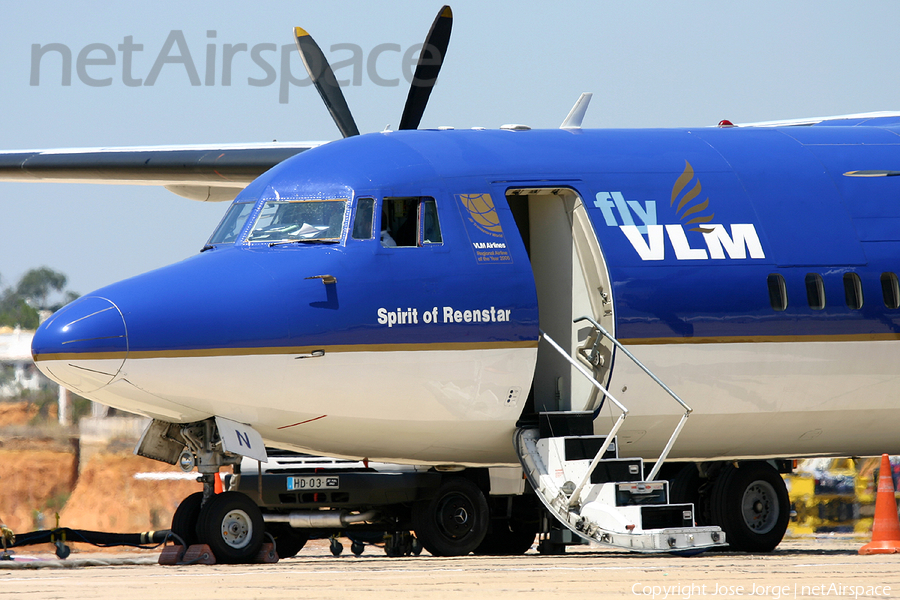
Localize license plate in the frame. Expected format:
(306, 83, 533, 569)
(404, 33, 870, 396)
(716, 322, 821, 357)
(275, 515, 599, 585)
(286, 475, 340, 491)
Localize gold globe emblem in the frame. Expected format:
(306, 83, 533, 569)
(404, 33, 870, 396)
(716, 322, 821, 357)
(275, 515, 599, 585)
(459, 193, 502, 234)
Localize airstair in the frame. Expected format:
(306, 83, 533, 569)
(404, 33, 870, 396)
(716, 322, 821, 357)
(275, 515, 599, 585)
(516, 316, 726, 553)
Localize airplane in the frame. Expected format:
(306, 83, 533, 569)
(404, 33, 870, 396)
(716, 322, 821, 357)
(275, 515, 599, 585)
(4, 4, 900, 560)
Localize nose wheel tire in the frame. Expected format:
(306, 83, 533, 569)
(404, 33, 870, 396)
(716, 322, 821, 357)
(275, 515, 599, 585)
(412, 477, 489, 557)
(707, 462, 789, 552)
(170, 491, 204, 547)
(196, 491, 265, 563)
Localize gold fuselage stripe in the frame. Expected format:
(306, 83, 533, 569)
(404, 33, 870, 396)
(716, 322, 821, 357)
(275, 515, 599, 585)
(32, 332, 900, 362)
(618, 333, 900, 345)
(32, 339, 540, 362)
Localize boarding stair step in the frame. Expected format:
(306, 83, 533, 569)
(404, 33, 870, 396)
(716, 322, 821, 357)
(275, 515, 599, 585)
(589, 458, 643, 484)
(614, 481, 669, 507)
(538, 411, 593, 438)
(526, 325, 724, 552)
(517, 427, 726, 552)
(563, 435, 618, 461)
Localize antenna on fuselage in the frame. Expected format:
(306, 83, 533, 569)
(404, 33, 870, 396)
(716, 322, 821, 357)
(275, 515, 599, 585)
(560, 93, 593, 130)
(294, 6, 453, 138)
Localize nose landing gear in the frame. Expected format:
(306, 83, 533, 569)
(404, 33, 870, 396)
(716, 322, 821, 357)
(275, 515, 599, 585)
(166, 418, 266, 563)
(196, 492, 265, 563)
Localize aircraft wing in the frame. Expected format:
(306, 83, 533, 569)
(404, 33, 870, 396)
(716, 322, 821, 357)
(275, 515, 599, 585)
(0, 141, 326, 202)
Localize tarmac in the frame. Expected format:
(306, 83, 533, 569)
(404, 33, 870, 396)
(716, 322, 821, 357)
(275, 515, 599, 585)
(2, 536, 899, 599)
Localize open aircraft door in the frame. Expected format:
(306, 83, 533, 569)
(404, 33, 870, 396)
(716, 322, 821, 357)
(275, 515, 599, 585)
(503, 185, 728, 553)
(501, 186, 615, 415)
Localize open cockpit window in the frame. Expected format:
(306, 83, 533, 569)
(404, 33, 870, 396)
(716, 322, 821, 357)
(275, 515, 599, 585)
(247, 199, 347, 244)
(381, 196, 442, 247)
(207, 202, 255, 245)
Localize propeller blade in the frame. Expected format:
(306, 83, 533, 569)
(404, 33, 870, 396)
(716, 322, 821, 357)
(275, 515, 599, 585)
(294, 26, 360, 138)
(398, 6, 453, 130)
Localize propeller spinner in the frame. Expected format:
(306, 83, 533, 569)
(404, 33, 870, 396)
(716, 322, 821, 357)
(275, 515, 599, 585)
(294, 5, 453, 138)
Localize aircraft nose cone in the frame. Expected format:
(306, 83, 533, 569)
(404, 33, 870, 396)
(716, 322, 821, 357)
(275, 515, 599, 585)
(32, 296, 128, 393)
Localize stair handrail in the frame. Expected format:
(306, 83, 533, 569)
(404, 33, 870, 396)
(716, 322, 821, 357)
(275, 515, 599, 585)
(539, 330, 627, 509)
(540, 329, 628, 415)
(573, 316, 692, 481)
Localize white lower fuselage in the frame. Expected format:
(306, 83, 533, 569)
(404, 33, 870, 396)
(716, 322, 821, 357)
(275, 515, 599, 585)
(40, 337, 900, 465)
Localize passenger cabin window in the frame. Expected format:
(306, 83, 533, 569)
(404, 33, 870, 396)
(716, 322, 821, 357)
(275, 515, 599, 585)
(767, 273, 787, 312)
(843, 272, 863, 310)
(207, 202, 254, 245)
(381, 197, 443, 247)
(247, 199, 347, 243)
(882, 272, 900, 309)
(352, 198, 375, 240)
(804, 273, 825, 310)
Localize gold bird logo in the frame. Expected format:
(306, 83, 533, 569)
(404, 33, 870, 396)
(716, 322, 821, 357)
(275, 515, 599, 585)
(671, 161, 715, 233)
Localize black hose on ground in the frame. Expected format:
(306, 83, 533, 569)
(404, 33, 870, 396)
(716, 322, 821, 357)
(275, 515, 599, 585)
(10, 528, 171, 550)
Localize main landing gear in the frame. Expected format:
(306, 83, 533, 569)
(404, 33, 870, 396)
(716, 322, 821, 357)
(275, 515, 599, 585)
(668, 460, 791, 552)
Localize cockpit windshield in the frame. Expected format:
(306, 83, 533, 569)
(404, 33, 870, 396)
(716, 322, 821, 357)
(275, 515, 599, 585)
(247, 199, 348, 243)
(207, 202, 254, 245)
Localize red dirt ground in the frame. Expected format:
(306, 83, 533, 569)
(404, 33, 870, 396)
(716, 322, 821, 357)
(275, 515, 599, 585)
(0, 401, 39, 427)
(0, 446, 200, 535)
(0, 448, 76, 532)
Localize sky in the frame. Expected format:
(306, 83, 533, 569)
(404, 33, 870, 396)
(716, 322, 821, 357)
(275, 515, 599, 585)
(2, 0, 900, 298)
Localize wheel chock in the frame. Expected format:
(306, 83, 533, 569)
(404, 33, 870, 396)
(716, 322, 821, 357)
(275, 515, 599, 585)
(158, 544, 186, 565)
(180, 544, 217, 565)
(160, 543, 277, 566)
(254, 542, 278, 564)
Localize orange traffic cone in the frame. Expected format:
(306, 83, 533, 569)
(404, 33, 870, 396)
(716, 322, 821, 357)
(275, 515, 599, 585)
(214, 471, 224, 494)
(860, 454, 900, 554)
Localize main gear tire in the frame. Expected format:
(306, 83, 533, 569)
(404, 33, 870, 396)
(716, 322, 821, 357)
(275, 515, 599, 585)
(707, 462, 789, 552)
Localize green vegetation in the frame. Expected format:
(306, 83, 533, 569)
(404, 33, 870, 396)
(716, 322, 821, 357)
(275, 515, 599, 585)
(44, 491, 71, 513)
(0, 293, 39, 329)
(0, 267, 79, 329)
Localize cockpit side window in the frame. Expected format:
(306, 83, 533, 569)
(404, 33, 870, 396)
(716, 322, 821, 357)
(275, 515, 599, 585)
(381, 196, 442, 247)
(247, 199, 347, 243)
(352, 197, 375, 240)
(420, 198, 442, 244)
(207, 202, 255, 245)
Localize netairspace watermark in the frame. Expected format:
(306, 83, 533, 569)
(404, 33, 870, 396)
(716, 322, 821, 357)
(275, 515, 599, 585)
(29, 30, 441, 104)
(631, 581, 892, 600)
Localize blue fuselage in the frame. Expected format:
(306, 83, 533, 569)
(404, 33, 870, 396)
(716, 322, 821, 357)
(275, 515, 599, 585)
(32, 119, 900, 463)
